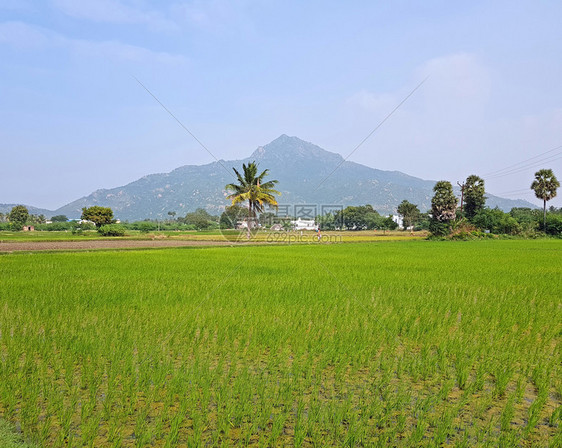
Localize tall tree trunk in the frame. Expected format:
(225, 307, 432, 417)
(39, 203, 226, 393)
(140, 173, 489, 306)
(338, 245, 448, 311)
(542, 199, 546, 233)
(247, 202, 252, 239)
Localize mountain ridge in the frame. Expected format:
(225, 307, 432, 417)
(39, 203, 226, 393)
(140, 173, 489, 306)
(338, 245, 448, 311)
(2, 135, 537, 220)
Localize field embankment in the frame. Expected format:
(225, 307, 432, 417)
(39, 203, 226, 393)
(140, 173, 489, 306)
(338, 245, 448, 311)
(0, 230, 424, 252)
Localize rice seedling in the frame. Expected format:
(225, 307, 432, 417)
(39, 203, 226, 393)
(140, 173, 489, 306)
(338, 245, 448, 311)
(0, 239, 560, 446)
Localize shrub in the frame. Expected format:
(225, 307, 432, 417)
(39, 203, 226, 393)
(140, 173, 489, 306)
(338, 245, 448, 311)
(449, 219, 477, 240)
(9, 222, 24, 231)
(498, 216, 521, 235)
(544, 214, 562, 236)
(414, 216, 430, 231)
(429, 220, 451, 237)
(98, 224, 126, 237)
(472, 208, 521, 235)
(36, 222, 73, 231)
(510, 208, 541, 227)
(69, 221, 96, 234)
(135, 221, 158, 233)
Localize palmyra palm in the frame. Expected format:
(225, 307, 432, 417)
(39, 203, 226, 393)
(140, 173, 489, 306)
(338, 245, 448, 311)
(531, 168, 559, 230)
(225, 162, 280, 235)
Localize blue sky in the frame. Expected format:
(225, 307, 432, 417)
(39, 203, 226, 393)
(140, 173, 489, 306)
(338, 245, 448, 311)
(1, 0, 561, 209)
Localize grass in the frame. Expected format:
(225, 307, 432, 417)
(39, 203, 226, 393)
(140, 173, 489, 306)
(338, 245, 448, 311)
(0, 230, 100, 242)
(0, 239, 561, 446)
(0, 418, 38, 448)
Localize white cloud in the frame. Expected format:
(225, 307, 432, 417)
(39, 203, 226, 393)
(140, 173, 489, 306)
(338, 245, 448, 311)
(349, 53, 492, 115)
(0, 21, 51, 49)
(68, 38, 186, 66)
(343, 53, 562, 206)
(0, 21, 187, 66)
(170, 0, 255, 34)
(52, 0, 179, 33)
(346, 90, 396, 114)
(417, 53, 492, 102)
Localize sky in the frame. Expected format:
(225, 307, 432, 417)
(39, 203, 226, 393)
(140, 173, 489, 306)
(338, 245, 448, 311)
(1, 0, 561, 210)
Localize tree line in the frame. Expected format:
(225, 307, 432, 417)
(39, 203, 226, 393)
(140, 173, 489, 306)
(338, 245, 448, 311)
(2, 167, 559, 237)
(427, 169, 560, 238)
(0, 206, 47, 230)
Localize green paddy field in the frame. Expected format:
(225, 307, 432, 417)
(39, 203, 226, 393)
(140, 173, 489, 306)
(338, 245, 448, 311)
(0, 239, 561, 446)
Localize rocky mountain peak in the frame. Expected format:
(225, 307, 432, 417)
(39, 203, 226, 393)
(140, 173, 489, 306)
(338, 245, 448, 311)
(249, 135, 344, 164)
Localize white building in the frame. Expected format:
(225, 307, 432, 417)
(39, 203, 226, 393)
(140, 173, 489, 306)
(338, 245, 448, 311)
(291, 218, 318, 231)
(392, 214, 414, 230)
(392, 214, 403, 228)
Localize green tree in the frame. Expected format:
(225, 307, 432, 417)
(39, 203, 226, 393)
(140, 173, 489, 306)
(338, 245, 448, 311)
(430, 181, 457, 236)
(135, 221, 158, 233)
(531, 169, 560, 230)
(317, 212, 337, 230)
(414, 212, 431, 231)
(473, 208, 521, 235)
(364, 209, 383, 230)
(51, 215, 68, 222)
(225, 162, 280, 235)
(509, 207, 540, 233)
(397, 200, 420, 230)
(381, 215, 399, 231)
(334, 205, 381, 230)
(81, 206, 114, 228)
(220, 205, 250, 229)
(183, 208, 217, 230)
(464, 175, 486, 220)
(31, 214, 46, 225)
(8, 205, 29, 230)
(544, 214, 562, 235)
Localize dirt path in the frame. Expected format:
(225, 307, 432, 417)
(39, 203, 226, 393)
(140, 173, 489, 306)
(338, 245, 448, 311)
(0, 239, 240, 252)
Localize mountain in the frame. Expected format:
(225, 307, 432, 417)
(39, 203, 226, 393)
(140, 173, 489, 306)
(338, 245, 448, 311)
(0, 204, 54, 217)
(9, 135, 537, 221)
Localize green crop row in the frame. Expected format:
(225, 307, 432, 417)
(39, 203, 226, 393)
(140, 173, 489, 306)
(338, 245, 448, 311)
(0, 240, 560, 446)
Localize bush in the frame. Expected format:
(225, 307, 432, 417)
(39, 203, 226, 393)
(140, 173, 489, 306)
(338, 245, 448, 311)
(498, 216, 521, 235)
(9, 222, 24, 231)
(414, 216, 430, 231)
(544, 214, 562, 236)
(429, 220, 451, 237)
(98, 224, 126, 237)
(448, 219, 477, 240)
(36, 222, 73, 231)
(510, 208, 541, 227)
(472, 208, 521, 235)
(69, 221, 96, 235)
(134, 221, 158, 233)
(83, 222, 95, 231)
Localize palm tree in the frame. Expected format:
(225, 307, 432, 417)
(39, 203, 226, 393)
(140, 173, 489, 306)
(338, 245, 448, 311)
(531, 169, 560, 230)
(464, 175, 486, 220)
(225, 162, 280, 236)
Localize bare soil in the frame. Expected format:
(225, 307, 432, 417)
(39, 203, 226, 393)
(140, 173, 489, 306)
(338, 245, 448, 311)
(0, 239, 239, 252)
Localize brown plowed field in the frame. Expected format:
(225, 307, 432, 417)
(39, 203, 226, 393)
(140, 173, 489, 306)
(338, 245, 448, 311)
(0, 239, 239, 252)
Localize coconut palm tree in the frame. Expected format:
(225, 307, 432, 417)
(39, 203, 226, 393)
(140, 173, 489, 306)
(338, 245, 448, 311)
(531, 169, 560, 230)
(225, 162, 280, 236)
